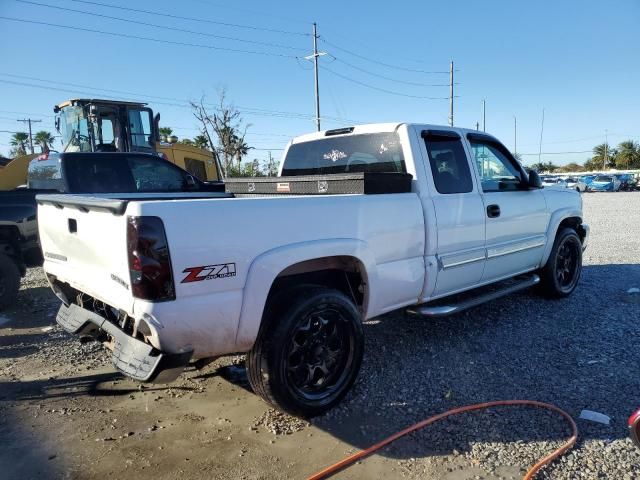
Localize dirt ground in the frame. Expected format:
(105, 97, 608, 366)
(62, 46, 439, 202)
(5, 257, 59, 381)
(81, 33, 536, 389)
(0, 276, 499, 480)
(1, 192, 640, 480)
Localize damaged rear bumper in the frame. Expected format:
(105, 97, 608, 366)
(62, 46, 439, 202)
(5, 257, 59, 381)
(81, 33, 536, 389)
(56, 303, 192, 383)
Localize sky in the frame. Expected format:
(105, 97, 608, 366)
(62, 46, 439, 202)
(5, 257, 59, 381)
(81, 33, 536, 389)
(0, 0, 639, 167)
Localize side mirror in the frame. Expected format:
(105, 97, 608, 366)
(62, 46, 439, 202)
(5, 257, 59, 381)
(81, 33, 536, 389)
(526, 169, 543, 189)
(54, 116, 60, 133)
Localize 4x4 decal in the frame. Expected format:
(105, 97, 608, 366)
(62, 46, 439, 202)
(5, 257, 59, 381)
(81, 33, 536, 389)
(182, 263, 237, 283)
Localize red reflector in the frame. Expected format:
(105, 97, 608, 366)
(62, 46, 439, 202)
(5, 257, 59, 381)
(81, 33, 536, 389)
(629, 409, 640, 427)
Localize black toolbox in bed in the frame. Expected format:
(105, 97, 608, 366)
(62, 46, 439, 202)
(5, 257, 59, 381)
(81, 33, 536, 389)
(224, 172, 412, 196)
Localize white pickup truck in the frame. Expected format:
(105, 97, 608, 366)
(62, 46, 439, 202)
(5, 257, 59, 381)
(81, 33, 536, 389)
(38, 123, 588, 416)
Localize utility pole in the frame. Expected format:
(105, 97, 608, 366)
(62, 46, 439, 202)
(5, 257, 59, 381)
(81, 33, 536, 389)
(475, 122, 479, 131)
(513, 115, 517, 154)
(304, 23, 325, 132)
(538, 108, 545, 164)
(448, 61, 454, 127)
(604, 129, 608, 170)
(482, 100, 486, 131)
(17, 118, 41, 154)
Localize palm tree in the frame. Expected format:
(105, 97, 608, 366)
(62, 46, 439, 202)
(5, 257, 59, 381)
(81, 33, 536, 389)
(591, 143, 616, 169)
(10, 132, 29, 156)
(34, 131, 55, 153)
(615, 140, 639, 169)
(193, 134, 209, 150)
(233, 136, 252, 169)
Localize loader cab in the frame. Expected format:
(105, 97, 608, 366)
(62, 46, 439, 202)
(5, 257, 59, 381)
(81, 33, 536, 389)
(54, 99, 158, 155)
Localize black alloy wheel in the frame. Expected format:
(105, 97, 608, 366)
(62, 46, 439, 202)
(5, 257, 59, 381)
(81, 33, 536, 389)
(284, 304, 355, 403)
(247, 286, 364, 417)
(538, 227, 583, 298)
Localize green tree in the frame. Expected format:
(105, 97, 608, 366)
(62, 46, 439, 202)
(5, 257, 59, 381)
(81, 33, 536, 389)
(34, 130, 55, 153)
(193, 134, 209, 150)
(159, 127, 173, 141)
(232, 136, 252, 170)
(178, 138, 194, 146)
(583, 157, 600, 171)
(529, 161, 558, 173)
(9, 132, 29, 156)
(556, 162, 584, 173)
(615, 140, 639, 169)
(589, 143, 616, 170)
(191, 89, 252, 177)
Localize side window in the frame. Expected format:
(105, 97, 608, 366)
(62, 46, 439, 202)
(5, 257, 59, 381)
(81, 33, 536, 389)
(469, 141, 522, 192)
(184, 158, 207, 180)
(128, 109, 153, 149)
(128, 157, 187, 191)
(423, 134, 473, 194)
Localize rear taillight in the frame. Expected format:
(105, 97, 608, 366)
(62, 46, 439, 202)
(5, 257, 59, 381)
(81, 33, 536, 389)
(127, 216, 175, 301)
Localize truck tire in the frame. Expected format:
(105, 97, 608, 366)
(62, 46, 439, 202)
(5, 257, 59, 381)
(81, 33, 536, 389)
(246, 286, 364, 417)
(0, 254, 20, 311)
(538, 227, 582, 298)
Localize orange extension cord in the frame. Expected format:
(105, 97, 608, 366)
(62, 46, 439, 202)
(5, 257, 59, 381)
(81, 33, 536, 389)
(306, 400, 578, 480)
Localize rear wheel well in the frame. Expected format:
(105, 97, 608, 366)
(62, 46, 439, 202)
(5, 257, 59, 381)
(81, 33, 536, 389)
(266, 256, 367, 312)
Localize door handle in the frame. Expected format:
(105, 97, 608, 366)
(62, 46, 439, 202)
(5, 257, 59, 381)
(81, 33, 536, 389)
(487, 204, 500, 218)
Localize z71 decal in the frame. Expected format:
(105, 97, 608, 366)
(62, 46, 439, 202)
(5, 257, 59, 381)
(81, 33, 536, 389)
(182, 263, 237, 283)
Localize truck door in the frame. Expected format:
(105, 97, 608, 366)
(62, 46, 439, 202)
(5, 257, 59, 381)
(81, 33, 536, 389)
(466, 133, 549, 282)
(421, 130, 486, 297)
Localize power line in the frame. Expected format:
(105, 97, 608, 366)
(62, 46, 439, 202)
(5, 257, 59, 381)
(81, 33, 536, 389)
(184, 0, 312, 26)
(0, 109, 53, 118)
(17, 118, 42, 154)
(70, 0, 309, 36)
(320, 37, 450, 74)
(0, 76, 358, 124)
(519, 150, 593, 156)
(329, 55, 452, 87)
(322, 66, 450, 100)
(170, 125, 292, 137)
(0, 16, 298, 58)
(17, 0, 306, 52)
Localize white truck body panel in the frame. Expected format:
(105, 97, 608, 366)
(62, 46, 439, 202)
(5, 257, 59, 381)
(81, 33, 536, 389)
(39, 122, 588, 363)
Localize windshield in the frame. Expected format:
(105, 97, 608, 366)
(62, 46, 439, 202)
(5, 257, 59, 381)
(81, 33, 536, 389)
(594, 175, 612, 182)
(64, 154, 194, 193)
(58, 106, 92, 153)
(281, 132, 406, 176)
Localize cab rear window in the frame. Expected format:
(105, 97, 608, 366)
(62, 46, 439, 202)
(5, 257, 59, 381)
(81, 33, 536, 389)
(281, 132, 406, 176)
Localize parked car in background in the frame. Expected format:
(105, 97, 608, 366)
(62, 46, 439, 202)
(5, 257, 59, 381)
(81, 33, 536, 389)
(0, 152, 225, 310)
(563, 177, 587, 192)
(589, 174, 621, 192)
(541, 176, 568, 189)
(614, 173, 636, 191)
(580, 175, 596, 191)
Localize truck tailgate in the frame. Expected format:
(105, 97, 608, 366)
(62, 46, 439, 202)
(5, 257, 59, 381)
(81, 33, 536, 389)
(37, 195, 134, 312)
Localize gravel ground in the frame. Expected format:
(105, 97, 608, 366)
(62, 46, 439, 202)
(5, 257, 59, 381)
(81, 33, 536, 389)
(318, 191, 640, 479)
(0, 192, 639, 480)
